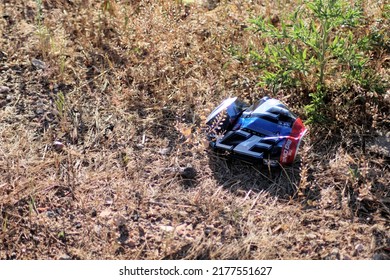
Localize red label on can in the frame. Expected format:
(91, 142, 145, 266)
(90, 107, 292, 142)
(280, 118, 306, 164)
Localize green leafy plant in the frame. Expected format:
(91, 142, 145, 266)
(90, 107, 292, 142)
(249, 0, 371, 123)
(303, 86, 326, 124)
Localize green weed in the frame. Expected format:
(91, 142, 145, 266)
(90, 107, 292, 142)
(249, 0, 376, 123)
(55, 91, 66, 118)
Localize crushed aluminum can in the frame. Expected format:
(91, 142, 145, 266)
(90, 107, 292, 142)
(206, 96, 307, 166)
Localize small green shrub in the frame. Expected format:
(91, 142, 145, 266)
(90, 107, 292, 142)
(249, 0, 376, 123)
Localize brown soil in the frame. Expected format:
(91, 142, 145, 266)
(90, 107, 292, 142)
(0, 0, 389, 260)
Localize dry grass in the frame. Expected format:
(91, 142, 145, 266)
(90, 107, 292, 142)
(0, 0, 389, 260)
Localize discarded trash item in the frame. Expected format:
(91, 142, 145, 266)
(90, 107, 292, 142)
(206, 96, 307, 166)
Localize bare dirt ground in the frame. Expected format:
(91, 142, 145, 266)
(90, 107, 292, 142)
(0, 0, 389, 260)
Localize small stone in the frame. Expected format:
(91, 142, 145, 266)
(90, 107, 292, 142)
(53, 141, 65, 151)
(35, 108, 45, 115)
(160, 225, 174, 232)
(0, 86, 10, 94)
(46, 211, 56, 218)
(355, 244, 364, 253)
(204, 227, 213, 236)
(31, 58, 46, 70)
(105, 196, 113, 205)
(58, 253, 71, 260)
(159, 147, 171, 155)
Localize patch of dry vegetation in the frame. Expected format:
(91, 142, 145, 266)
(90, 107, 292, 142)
(0, 0, 389, 259)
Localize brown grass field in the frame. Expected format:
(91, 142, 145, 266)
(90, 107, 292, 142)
(0, 0, 389, 260)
